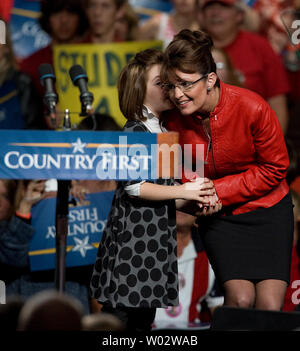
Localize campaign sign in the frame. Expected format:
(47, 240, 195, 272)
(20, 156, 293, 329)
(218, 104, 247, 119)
(29, 191, 114, 271)
(9, 0, 50, 59)
(243, 0, 257, 6)
(53, 40, 163, 127)
(130, 0, 173, 22)
(0, 130, 158, 180)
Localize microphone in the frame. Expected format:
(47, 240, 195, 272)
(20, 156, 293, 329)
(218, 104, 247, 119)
(38, 63, 58, 116)
(69, 65, 94, 116)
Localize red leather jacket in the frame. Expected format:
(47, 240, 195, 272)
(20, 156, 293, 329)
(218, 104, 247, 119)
(165, 81, 289, 215)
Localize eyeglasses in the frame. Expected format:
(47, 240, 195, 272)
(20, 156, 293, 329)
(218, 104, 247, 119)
(164, 74, 208, 92)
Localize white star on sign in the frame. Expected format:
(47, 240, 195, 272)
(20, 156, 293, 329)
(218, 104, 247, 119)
(72, 236, 94, 257)
(71, 138, 86, 153)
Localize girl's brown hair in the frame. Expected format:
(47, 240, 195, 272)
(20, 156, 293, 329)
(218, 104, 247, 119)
(118, 48, 164, 121)
(161, 29, 219, 86)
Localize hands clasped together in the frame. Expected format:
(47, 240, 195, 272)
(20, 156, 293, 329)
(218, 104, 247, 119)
(181, 177, 222, 216)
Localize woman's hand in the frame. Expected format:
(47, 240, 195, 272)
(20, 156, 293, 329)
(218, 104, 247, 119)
(199, 199, 222, 216)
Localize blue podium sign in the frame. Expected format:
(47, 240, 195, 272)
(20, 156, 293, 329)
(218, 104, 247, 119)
(0, 130, 158, 180)
(29, 191, 114, 271)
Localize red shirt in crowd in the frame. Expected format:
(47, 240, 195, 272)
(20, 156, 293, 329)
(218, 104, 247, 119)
(223, 30, 290, 100)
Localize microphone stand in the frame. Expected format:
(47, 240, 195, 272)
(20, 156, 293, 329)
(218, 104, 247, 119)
(54, 109, 71, 292)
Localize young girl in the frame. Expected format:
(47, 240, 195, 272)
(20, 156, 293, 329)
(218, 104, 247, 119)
(89, 49, 217, 332)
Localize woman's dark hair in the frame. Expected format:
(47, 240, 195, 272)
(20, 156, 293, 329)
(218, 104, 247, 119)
(39, 0, 89, 36)
(161, 29, 219, 87)
(118, 48, 164, 121)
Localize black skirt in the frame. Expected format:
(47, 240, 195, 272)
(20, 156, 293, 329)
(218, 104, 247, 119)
(198, 193, 294, 284)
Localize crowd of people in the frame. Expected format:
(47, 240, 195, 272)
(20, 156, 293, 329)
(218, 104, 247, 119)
(0, 0, 300, 331)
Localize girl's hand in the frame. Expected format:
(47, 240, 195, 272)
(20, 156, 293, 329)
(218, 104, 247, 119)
(181, 178, 216, 202)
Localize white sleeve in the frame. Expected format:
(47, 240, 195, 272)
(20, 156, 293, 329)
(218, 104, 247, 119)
(124, 180, 146, 196)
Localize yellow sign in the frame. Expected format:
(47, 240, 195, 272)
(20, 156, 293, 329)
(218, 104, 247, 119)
(53, 40, 163, 129)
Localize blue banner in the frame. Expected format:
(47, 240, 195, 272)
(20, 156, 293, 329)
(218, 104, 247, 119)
(0, 80, 25, 129)
(9, 0, 50, 59)
(0, 130, 158, 180)
(130, 0, 173, 22)
(243, 0, 257, 6)
(29, 191, 114, 271)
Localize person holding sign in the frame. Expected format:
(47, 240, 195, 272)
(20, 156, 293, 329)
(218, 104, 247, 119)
(161, 29, 293, 312)
(0, 180, 46, 290)
(89, 48, 221, 332)
(20, 0, 89, 129)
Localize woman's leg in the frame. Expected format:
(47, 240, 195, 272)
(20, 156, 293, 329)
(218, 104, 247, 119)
(223, 279, 256, 308)
(255, 279, 288, 311)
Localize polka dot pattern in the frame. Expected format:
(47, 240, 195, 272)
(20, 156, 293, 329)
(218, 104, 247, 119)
(89, 120, 179, 308)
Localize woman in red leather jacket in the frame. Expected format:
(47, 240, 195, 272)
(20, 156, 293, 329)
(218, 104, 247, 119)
(161, 29, 294, 311)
